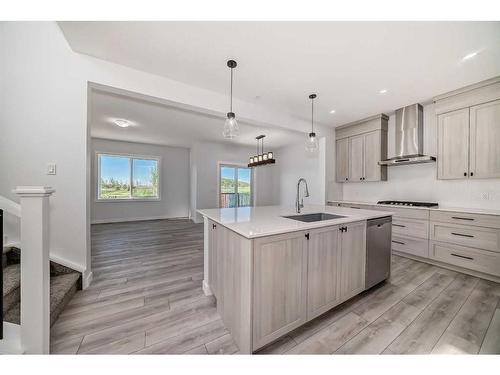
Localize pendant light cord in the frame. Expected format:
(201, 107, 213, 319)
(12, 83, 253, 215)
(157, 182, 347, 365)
(230, 68, 233, 113)
(311, 97, 314, 133)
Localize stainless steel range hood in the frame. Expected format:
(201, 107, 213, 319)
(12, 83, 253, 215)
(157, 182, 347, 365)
(378, 103, 436, 166)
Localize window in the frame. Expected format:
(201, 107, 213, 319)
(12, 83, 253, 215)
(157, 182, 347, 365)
(219, 164, 253, 208)
(97, 153, 160, 201)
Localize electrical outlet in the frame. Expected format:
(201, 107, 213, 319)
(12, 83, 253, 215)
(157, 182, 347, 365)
(47, 163, 56, 175)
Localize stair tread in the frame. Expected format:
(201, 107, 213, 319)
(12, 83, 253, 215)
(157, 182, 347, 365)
(3, 263, 20, 296)
(50, 273, 81, 308)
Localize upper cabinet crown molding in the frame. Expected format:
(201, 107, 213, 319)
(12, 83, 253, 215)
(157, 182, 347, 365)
(433, 75, 500, 115)
(335, 113, 389, 140)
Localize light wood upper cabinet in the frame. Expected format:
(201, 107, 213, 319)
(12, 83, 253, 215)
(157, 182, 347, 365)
(336, 138, 349, 182)
(252, 231, 308, 349)
(335, 114, 388, 183)
(307, 226, 341, 320)
(349, 134, 365, 182)
(339, 221, 366, 300)
(437, 108, 470, 179)
(435, 78, 500, 180)
(364, 130, 386, 182)
(469, 99, 500, 179)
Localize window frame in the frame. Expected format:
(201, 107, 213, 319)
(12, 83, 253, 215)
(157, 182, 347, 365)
(95, 152, 161, 203)
(217, 161, 255, 208)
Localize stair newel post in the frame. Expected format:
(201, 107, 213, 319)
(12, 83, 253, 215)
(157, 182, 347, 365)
(14, 186, 55, 354)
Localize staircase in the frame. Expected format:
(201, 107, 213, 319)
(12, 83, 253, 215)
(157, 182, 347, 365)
(3, 247, 81, 327)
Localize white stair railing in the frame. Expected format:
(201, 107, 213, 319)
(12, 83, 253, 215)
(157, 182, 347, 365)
(0, 187, 54, 354)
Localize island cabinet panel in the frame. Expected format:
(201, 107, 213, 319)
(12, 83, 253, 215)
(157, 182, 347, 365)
(307, 225, 341, 320)
(252, 231, 308, 350)
(339, 221, 367, 300)
(215, 225, 253, 354)
(208, 219, 218, 297)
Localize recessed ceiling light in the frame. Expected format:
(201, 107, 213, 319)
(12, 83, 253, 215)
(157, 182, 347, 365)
(462, 51, 478, 61)
(329, 109, 336, 114)
(113, 119, 131, 128)
(379, 89, 388, 95)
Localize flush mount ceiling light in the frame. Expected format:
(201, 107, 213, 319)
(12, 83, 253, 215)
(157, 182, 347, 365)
(113, 119, 131, 128)
(305, 94, 319, 153)
(379, 89, 388, 94)
(462, 51, 478, 61)
(223, 59, 239, 139)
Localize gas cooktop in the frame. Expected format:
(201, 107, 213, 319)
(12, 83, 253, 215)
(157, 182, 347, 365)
(377, 200, 438, 208)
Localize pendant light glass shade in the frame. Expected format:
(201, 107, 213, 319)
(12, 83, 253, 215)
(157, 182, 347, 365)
(305, 94, 318, 153)
(305, 132, 319, 153)
(223, 112, 239, 139)
(223, 60, 239, 139)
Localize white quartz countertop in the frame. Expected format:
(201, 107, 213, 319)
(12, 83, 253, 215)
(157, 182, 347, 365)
(328, 200, 500, 216)
(197, 204, 393, 239)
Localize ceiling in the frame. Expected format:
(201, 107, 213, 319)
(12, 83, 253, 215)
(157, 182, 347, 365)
(61, 22, 500, 128)
(89, 88, 304, 148)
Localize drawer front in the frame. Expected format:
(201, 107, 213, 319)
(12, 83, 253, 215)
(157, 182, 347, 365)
(392, 218, 429, 239)
(430, 210, 500, 229)
(392, 235, 429, 258)
(430, 241, 500, 277)
(430, 222, 500, 252)
(339, 203, 376, 210)
(376, 206, 429, 220)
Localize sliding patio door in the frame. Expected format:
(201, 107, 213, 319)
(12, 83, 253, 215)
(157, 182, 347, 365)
(219, 164, 253, 208)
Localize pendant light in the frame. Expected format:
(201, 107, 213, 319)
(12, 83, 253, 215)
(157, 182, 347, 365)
(305, 93, 319, 153)
(223, 60, 239, 139)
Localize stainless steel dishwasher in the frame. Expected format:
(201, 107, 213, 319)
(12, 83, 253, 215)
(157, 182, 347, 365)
(365, 216, 392, 289)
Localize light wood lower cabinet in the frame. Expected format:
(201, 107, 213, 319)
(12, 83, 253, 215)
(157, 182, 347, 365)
(339, 221, 367, 300)
(208, 219, 218, 297)
(307, 225, 341, 320)
(214, 221, 369, 352)
(252, 231, 308, 349)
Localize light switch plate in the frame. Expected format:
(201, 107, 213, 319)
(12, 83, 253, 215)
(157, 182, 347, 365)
(47, 163, 56, 175)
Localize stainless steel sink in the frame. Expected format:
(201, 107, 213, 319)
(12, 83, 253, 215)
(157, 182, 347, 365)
(282, 213, 347, 222)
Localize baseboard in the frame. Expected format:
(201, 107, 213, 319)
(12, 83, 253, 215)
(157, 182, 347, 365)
(49, 254, 85, 273)
(91, 215, 189, 224)
(82, 271, 93, 289)
(393, 250, 500, 284)
(202, 280, 213, 296)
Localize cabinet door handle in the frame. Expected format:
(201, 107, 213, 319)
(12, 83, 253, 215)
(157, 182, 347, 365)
(470, 172, 474, 177)
(393, 224, 406, 228)
(451, 253, 473, 261)
(305, 233, 310, 240)
(451, 232, 474, 238)
(392, 240, 405, 245)
(464, 172, 467, 177)
(212, 223, 216, 229)
(451, 216, 474, 221)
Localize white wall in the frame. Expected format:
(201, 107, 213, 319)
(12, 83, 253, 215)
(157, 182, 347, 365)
(275, 137, 327, 208)
(90, 138, 190, 223)
(0, 22, 312, 278)
(190, 141, 280, 222)
(342, 103, 500, 209)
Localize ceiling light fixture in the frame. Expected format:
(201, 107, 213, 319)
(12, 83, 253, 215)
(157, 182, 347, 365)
(329, 109, 336, 114)
(305, 94, 319, 153)
(248, 135, 276, 168)
(462, 51, 478, 61)
(379, 89, 388, 94)
(223, 59, 239, 139)
(113, 119, 131, 128)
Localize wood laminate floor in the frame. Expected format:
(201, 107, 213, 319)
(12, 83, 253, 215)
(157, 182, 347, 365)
(50, 219, 500, 354)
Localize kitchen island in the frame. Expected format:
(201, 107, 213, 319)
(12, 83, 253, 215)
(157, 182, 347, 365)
(197, 204, 393, 353)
